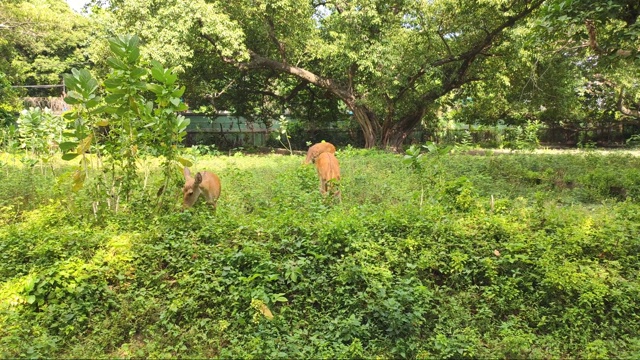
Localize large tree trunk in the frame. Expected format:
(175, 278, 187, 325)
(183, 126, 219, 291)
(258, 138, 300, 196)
(383, 127, 412, 152)
(381, 108, 427, 151)
(618, 86, 640, 119)
(347, 102, 379, 148)
(346, 100, 423, 150)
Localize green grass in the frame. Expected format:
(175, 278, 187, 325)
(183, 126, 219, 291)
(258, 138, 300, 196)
(1, 149, 640, 358)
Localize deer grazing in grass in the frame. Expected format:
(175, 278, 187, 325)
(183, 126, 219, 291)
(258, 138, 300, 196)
(314, 151, 341, 200)
(304, 142, 341, 199)
(182, 167, 221, 211)
(304, 141, 336, 164)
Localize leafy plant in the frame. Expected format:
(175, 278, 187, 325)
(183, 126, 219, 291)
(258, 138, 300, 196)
(276, 115, 294, 155)
(403, 141, 451, 208)
(61, 35, 191, 214)
(626, 134, 640, 148)
(0, 72, 21, 132)
(511, 120, 542, 150)
(16, 107, 65, 157)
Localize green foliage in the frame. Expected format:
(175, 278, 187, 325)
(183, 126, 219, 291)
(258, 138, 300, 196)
(510, 119, 543, 150)
(275, 115, 294, 155)
(61, 35, 190, 212)
(0, 124, 18, 151)
(626, 134, 640, 148)
(0, 72, 21, 128)
(3, 150, 640, 357)
(92, 0, 552, 148)
(538, 0, 639, 59)
(0, 0, 90, 93)
(16, 107, 65, 156)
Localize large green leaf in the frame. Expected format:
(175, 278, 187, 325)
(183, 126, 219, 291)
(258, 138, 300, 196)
(85, 96, 102, 109)
(127, 46, 141, 64)
(105, 93, 127, 104)
(165, 72, 178, 86)
(146, 83, 165, 95)
(127, 34, 140, 49)
(150, 66, 165, 83)
(108, 36, 128, 58)
(64, 93, 83, 105)
(77, 69, 97, 93)
(107, 57, 128, 71)
(59, 141, 79, 152)
(130, 68, 147, 79)
(171, 86, 186, 98)
(63, 73, 80, 91)
(104, 78, 124, 89)
(62, 153, 80, 161)
(176, 103, 188, 112)
(177, 157, 193, 167)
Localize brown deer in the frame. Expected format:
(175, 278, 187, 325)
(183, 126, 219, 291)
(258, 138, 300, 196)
(182, 167, 221, 211)
(314, 152, 341, 200)
(304, 141, 336, 164)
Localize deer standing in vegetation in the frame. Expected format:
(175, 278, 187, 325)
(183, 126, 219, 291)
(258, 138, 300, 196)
(314, 152, 341, 200)
(182, 167, 221, 211)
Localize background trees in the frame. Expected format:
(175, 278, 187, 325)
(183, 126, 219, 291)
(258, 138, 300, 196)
(92, 0, 549, 149)
(534, 0, 640, 126)
(0, 0, 638, 150)
(0, 0, 90, 94)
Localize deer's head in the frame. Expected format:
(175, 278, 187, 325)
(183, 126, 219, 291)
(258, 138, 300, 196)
(182, 167, 203, 209)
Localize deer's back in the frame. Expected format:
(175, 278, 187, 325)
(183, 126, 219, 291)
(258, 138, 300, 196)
(315, 152, 340, 180)
(305, 142, 336, 164)
(200, 171, 221, 199)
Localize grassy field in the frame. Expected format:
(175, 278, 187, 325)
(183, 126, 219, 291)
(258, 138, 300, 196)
(1, 148, 640, 358)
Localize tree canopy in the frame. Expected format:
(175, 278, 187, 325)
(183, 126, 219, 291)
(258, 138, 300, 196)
(0, 0, 91, 93)
(93, 0, 555, 149)
(1, 0, 639, 148)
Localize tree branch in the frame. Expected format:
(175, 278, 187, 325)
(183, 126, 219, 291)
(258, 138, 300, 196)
(618, 86, 640, 118)
(243, 50, 354, 101)
(265, 16, 287, 63)
(585, 18, 638, 57)
(284, 81, 309, 102)
(390, 0, 546, 137)
(393, 67, 426, 104)
(437, 31, 453, 58)
(200, 28, 357, 110)
(347, 62, 357, 93)
(445, 0, 545, 89)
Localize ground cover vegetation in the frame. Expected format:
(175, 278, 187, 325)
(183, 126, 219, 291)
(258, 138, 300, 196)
(1, 147, 640, 358)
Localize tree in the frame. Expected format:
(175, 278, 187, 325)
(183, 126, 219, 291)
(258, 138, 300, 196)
(0, 0, 90, 94)
(90, 0, 546, 150)
(443, 0, 640, 140)
(536, 0, 640, 123)
(0, 72, 22, 125)
(62, 35, 190, 213)
(538, 0, 639, 58)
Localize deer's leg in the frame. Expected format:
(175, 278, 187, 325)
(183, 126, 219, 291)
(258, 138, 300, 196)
(319, 178, 327, 195)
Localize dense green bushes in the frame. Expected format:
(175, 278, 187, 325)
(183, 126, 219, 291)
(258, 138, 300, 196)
(1, 150, 640, 358)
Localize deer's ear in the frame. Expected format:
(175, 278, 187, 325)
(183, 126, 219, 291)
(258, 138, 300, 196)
(183, 167, 191, 179)
(195, 172, 203, 185)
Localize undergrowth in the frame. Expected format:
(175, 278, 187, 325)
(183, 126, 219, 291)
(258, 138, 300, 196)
(1, 150, 640, 358)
